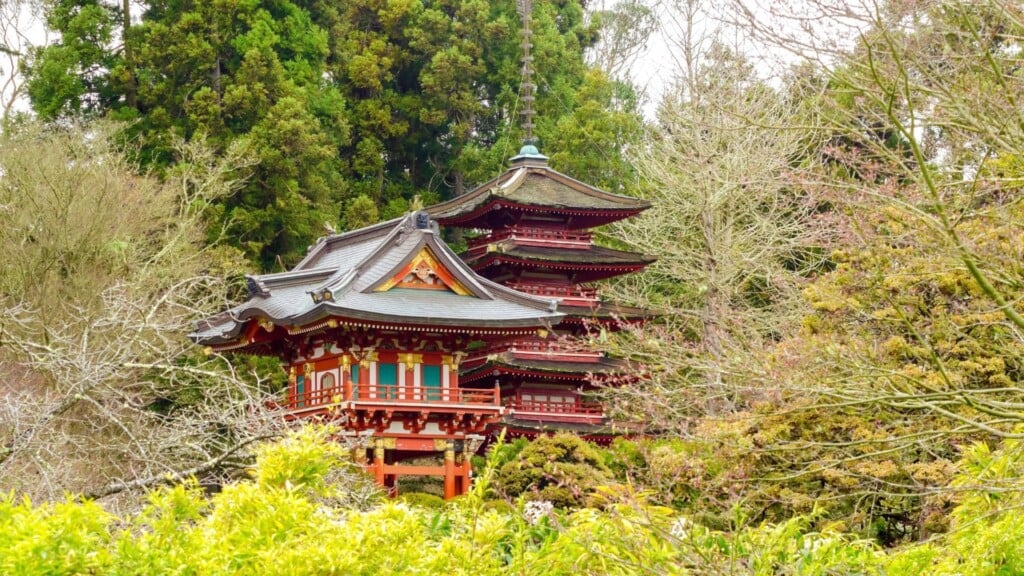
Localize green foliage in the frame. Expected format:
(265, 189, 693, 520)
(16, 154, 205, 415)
(884, 434, 1024, 574)
(253, 425, 348, 493)
(0, 495, 113, 575)
(494, 433, 614, 508)
(6, 425, 1024, 574)
(486, 436, 530, 469)
(398, 492, 446, 510)
(343, 193, 380, 230)
(130, 0, 348, 268)
(602, 437, 741, 527)
(722, 190, 1024, 541)
(599, 1, 1024, 550)
(24, 0, 642, 270)
(24, 1, 122, 119)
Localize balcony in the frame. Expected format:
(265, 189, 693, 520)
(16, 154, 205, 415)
(505, 281, 599, 306)
(482, 338, 603, 362)
(286, 384, 501, 412)
(507, 399, 606, 425)
(466, 228, 593, 257)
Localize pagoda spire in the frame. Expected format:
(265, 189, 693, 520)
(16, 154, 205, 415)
(517, 0, 536, 145)
(511, 0, 548, 167)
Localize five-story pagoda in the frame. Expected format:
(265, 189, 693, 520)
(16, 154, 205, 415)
(427, 145, 654, 442)
(424, 0, 653, 442)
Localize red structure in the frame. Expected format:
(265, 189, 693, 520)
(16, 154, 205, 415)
(191, 213, 561, 498)
(428, 145, 654, 442)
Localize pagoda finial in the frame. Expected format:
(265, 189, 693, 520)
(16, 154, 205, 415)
(517, 0, 536, 146)
(510, 0, 548, 167)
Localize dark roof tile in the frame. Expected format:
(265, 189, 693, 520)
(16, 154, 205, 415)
(191, 213, 563, 346)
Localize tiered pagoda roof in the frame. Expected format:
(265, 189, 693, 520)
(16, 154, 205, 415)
(428, 148, 650, 230)
(191, 212, 562, 350)
(460, 353, 629, 385)
(464, 243, 655, 282)
(425, 146, 654, 438)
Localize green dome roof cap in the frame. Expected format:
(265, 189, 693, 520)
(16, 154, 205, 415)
(510, 143, 549, 166)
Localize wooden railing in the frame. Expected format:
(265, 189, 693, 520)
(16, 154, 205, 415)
(286, 384, 500, 410)
(506, 282, 599, 305)
(510, 400, 604, 415)
(287, 386, 345, 408)
(507, 399, 605, 422)
(466, 228, 593, 255)
(482, 338, 602, 361)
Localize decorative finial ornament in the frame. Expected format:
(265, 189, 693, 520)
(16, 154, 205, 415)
(516, 0, 536, 145)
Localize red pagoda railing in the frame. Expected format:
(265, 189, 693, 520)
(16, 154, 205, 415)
(505, 281, 599, 305)
(499, 338, 603, 361)
(286, 384, 500, 410)
(466, 228, 592, 256)
(507, 399, 605, 422)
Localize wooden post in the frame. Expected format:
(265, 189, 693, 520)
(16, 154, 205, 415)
(443, 440, 456, 499)
(399, 353, 420, 401)
(303, 362, 315, 403)
(443, 354, 459, 402)
(374, 438, 386, 486)
(461, 445, 473, 495)
(359, 357, 371, 398)
(449, 357, 460, 389)
(341, 355, 352, 400)
(287, 366, 297, 408)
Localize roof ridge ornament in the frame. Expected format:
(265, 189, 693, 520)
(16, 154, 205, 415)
(509, 143, 549, 167)
(245, 276, 270, 297)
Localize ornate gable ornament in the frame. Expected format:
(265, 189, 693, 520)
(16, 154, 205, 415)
(375, 247, 471, 295)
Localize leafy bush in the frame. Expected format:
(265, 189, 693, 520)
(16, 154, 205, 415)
(493, 432, 614, 508)
(4, 424, 1024, 575)
(398, 492, 445, 510)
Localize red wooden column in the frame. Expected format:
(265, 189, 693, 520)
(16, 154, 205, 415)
(400, 353, 420, 400)
(303, 362, 314, 403)
(460, 445, 472, 495)
(443, 354, 460, 401)
(373, 437, 386, 486)
(358, 354, 371, 398)
(443, 440, 456, 499)
(341, 355, 352, 400)
(287, 366, 297, 408)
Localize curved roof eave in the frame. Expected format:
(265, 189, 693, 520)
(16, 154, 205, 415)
(427, 164, 651, 221)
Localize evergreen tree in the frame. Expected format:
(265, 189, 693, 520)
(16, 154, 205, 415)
(129, 0, 348, 268)
(24, 0, 124, 118)
(24, 0, 644, 269)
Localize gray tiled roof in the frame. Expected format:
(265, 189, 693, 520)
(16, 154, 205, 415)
(428, 164, 650, 221)
(192, 213, 562, 346)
